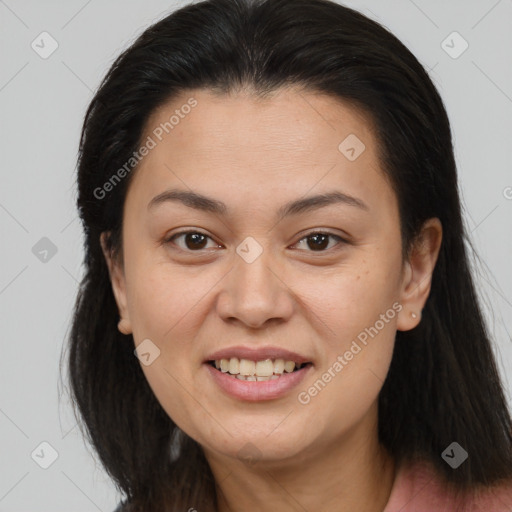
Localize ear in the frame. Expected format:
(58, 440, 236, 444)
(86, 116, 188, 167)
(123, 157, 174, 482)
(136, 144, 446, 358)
(100, 231, 133, 335)
(396, 218, 443, 331)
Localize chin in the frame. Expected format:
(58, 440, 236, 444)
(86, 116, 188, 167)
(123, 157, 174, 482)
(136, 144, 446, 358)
(206, 427, 312, 465)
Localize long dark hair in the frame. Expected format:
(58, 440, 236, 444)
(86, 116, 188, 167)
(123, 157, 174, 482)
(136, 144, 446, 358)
(60, 0, 512, 509)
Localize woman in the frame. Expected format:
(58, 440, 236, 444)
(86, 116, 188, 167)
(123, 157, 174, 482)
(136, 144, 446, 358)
(64, 0, 512, 510)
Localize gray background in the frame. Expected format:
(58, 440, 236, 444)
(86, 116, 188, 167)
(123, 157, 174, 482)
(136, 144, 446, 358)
(1, 0, 511, 510)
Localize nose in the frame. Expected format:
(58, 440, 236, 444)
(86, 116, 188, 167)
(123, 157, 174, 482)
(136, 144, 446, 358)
(216, 249, 295, 329)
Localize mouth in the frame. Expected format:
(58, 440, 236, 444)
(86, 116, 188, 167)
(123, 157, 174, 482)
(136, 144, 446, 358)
(203, 346, 314, 400)
(206, 358, 313, 381)
(204, 357, 314, 401)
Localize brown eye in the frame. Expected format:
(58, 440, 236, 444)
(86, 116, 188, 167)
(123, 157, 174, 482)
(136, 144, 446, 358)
(294, 232, 346, 252)
(166, 231, 218, 251)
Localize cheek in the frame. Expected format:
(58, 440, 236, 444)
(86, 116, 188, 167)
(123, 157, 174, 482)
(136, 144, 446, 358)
(124, 264, 210, 432)
(300, 270, 399, 373)
(292, 251, 400, 412)
(308, 323, 396, 419)
(298, 249, 402, 340)
(125, 259, 211, 343)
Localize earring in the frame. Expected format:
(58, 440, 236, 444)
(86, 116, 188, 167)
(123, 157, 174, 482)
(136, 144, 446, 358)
(411, 312, 418, 319)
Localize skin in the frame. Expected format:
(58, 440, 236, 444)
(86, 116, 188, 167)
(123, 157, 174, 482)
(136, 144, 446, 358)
(101, 86, 442, 511)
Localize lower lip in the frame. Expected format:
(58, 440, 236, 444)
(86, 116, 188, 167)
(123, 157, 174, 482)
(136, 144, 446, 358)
(204, 363, 313, 401)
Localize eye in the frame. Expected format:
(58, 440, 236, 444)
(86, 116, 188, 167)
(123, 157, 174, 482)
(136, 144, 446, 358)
(165, 230, 220, 252)
(293, 231, 347, 252)
(164, 229, 348, 254)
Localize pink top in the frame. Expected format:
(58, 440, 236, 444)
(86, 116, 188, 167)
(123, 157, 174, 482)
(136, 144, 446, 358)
(383, 458, 512, 512)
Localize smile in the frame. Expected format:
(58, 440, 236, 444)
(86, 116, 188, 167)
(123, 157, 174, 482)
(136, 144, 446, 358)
(204, 358, 313, 401)
(209, 357, 310, 381)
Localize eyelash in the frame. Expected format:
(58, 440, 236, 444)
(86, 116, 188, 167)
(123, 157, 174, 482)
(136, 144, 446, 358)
(164, 229, 348, 254)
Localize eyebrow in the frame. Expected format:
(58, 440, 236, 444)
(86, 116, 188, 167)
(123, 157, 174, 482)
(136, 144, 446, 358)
(147, 188, 369, 219)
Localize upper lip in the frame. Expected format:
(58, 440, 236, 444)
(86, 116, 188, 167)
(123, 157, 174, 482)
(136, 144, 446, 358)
(205, 345, 312, 365)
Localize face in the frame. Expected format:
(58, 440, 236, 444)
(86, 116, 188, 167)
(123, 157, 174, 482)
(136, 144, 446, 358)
(102, 87, 441, 468)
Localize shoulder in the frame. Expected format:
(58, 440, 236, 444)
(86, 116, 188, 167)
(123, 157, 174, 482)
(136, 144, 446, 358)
(383, 457, 512, 512)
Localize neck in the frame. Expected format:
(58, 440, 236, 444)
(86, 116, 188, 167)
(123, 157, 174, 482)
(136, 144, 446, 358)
(203, 406, 396, 512)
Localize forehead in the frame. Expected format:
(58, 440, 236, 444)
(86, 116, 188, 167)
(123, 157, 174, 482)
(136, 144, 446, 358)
(125, 86, 393, 216)
(144, 86, 376, 162)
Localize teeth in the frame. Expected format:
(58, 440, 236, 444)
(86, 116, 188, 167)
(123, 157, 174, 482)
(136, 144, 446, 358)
(229, 357, 239, 375)
(213, 357, 306, 377)
(255, 359, 274, 376)
(239, 359, 256, 376)
(235, 373, 282, 381)
(284, 360, 296, 373)
(273, 358, 285, 374)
